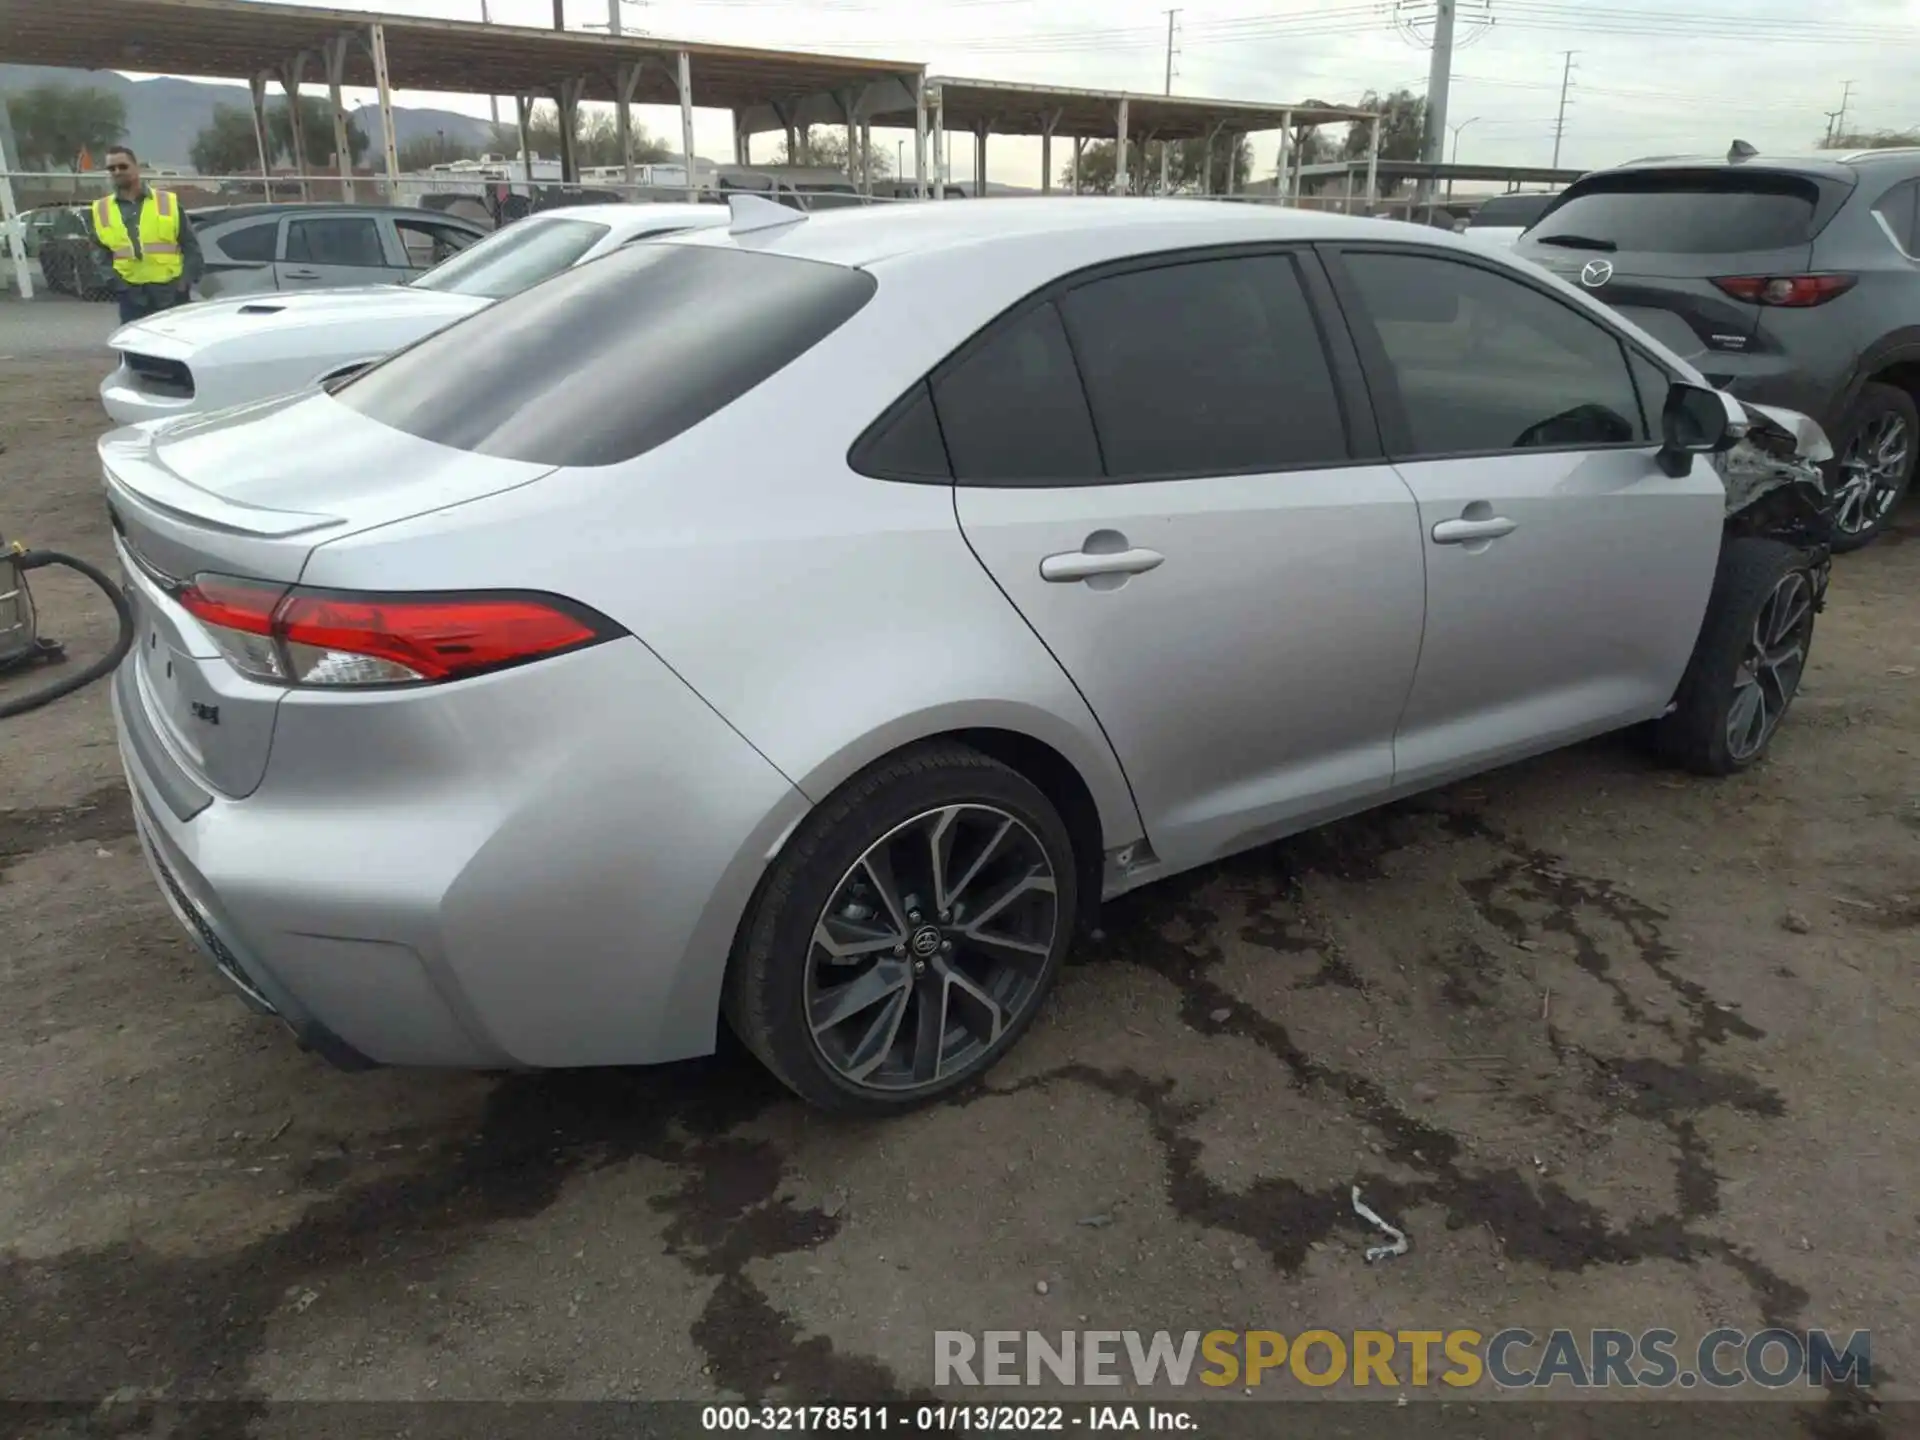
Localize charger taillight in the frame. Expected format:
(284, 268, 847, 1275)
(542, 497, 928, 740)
(176, 575, 621, 688)
(1711, 274, 1856, 307)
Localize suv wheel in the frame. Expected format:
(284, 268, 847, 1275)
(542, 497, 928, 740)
(1829, 381, 1916, 551)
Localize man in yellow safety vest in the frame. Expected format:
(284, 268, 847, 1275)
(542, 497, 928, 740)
(89, 145, 204, 325)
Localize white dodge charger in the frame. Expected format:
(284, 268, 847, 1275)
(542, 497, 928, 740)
(99, 203, 727, 425)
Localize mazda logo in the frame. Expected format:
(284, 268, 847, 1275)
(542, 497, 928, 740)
(1580, 259, 1615, 288)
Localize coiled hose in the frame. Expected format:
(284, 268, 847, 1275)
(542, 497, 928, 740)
(0, 549, 135, 720)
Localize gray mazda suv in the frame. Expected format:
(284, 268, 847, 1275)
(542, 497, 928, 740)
(1514, 147, 1920, 548)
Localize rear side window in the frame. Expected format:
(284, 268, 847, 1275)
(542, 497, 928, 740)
(1534, 170, 1833, 254)
(931, 302, 1102, 484)
(286, 217, 386, 267)
(1872, 179, 1920, 257)
(336, 244, 876, 467)
(1058, 254, 1348, 477)
(213, 220, 279, 263)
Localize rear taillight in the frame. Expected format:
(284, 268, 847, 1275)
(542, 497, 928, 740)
(1710, 274, 1856, 307)
(177, 575, 622, 688)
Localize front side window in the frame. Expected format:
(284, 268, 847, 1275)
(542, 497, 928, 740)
(408, 216, 611, 298)
(1340, 250, 1646, 456)
(394, 216, 479, 270)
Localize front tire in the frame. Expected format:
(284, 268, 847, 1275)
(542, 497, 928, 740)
(724, 742, 1079, 1114)
(1653, 539, 1818, 776)
(1828, 381, 1916, 552)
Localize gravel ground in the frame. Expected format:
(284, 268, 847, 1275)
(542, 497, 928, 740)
(3, 348, 1918, 1437)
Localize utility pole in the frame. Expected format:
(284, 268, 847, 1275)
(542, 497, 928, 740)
(1160, 8, 1180, 194)
(608, 0, 620, 34)
(1418, 0, 1455, 201)
(553, 0, 565, 28)
(1834, 79, 1856, 143)
(1550, 50, 1577, 169)
(479, 0, 500, 135)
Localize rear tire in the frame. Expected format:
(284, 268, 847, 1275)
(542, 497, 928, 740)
(1652, 538, 1817, 776)
(1827, 381, 1916, 552)
(724, 742, 1079, 1114)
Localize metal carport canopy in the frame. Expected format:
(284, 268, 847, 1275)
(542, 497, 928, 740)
(897, 77, 1373, 142)
(0, 0, 919, 123)
(840, 75, 1378, 200)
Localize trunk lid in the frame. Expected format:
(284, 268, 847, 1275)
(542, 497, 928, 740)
(103, 392, 556, 798)
(112, 286, 487, 354)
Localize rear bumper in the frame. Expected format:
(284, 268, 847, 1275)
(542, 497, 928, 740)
(110, 637, 810, 1071)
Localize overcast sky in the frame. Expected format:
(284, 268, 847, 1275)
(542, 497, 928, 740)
(142, 0, 1920, 186)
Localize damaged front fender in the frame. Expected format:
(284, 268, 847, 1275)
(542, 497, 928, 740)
(1713, 397, 1835, 601)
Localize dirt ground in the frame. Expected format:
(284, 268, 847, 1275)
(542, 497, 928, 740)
(3, 351, 1919, 1437)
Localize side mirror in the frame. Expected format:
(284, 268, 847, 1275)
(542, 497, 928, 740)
(1657, 382, 1746, 476)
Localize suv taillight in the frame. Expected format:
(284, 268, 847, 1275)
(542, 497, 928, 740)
(1711, 274, 1856, 307)
(177, 575, 624, 688)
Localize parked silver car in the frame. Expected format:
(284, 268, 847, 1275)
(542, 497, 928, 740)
(106, 197, 1832, 1111)
(193, 203, 488, 299)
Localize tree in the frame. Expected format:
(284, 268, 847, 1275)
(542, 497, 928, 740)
(189, 105, 261, 175)
(1340, 88, 1427, 197)
(398, 132, 480, 172)
(268, 96, 367, 170)
(3, 83, 126, 170)
(189, 99, 367, 174)
(490, 102, 673, 168)
(1821, 128, 1920, 150)
(1061, 135, 1250, 196)
(774, 125, 894, 179)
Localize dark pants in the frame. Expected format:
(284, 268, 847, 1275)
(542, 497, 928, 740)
(115, 282, 189, 326)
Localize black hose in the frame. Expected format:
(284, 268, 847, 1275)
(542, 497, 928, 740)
(0, 550, 136, 720)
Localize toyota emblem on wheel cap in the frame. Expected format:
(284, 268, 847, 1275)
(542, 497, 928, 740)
(1580, 259, 1615, 288)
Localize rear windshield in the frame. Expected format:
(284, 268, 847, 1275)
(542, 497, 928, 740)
(336, 243, 876, 467)
(409, 216, 610, 298)
(1470, 194, 1556, 229)
(1531, 170, 1833, 253)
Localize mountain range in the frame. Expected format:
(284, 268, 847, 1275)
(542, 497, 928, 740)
(0, 64, 496, 168)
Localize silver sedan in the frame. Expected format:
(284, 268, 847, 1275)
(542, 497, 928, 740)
(105, 196, 1832, 1111)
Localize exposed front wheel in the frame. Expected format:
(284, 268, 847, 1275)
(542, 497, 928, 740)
(725, 743, 1078, 1113)
(1828, 381, 1916, 552)
(1653, 539, 1818, 776)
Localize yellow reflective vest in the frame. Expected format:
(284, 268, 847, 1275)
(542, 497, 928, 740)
(90, 190, 184, 285)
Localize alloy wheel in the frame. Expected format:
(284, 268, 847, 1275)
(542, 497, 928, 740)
(1726, 570, 1814, 764)
(1834, 411, 1911, 538)
(804, 804, 1059, 1093)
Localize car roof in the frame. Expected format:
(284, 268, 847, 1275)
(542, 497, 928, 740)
(670, 196, 1419, 270)
(194, 203, 486, 228)
(1592, 153, 1867, 183)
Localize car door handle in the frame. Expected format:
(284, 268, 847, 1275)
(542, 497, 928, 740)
(1039, 545, 1165, 583)
(1431, 516, 1518, 544)
(282, 269, 320, 281)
